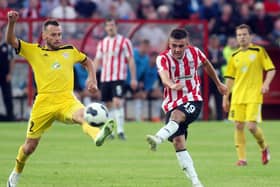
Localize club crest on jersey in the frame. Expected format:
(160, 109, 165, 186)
(241, 65, 247, 72)
(62, 52, 69, 59)
(52, 62, 61, 69)
(249, 54, 256, 61)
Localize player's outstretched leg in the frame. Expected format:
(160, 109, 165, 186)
(7, 170, 20, 187)
(95, 119, 115, 146)
(146, 120, 179, 151)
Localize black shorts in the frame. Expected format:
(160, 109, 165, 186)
(100, 80, 125, 102)
(165, 101, 203, 142)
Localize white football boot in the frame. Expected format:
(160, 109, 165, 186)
(7, 170, 20, 187)
(146, 135, 162, 151)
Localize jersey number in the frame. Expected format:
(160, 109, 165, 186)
(183, 103, 196, 114)
(29, 121, 35, 132)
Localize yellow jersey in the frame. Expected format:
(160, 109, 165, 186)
(17, 40, 86, 94)
(225, 44, 275, 104)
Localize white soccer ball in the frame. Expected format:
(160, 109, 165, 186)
(84, 102, 109, 127)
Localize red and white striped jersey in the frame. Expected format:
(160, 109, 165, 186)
(96, 34, 133, 82)
(156, 46, 207, 113)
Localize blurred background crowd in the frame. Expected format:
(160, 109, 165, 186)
(0, 0, 279, 46)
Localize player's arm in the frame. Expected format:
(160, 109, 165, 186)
(222, 78, 234, 112)
(6, 11, 20, 49)
(83, 57, 98, 94)
(93, 57, 101, 73)
(203, 59, 227, 95)
(158, 70, 183, 90)
(127, 56, 137, 90)
(262, 69, 276, 94)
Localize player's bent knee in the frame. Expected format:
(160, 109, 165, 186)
(72, 108, 84, 124)
(235, 122, 245, 130)
(170, 110, 185, 123)
(113, 98, 123, 108)
(247, 125, 257, 133)
(172, 136, 185, 150)
(24, 139, 40, 155)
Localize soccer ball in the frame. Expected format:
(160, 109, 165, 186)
(84, 102, 109, 127)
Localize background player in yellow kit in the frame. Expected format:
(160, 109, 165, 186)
(223, 24, 276, 166)
(6, 10, 114, 187)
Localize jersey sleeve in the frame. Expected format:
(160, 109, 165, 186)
(17, 40, 38, 64)
(156, 55, 168, 72)
(72, 46, 87, 64)
(95, 41, 103, 60)
(260, 47, 275, 71)
(195, 47, 207, 66)
(224, 55, 235, 79)
(123, 38, 133, 58)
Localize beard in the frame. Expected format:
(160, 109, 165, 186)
(47, 41, 61, 50)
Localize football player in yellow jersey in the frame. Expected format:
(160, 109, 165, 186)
(6, 10, 115, 187)
(223, 24, 276, 166)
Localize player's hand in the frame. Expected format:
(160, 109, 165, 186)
(261, 83, 270, 94)
(170, 83, 184, 90)
(86, 79, 98, 94)
(7, 10, 19, 23)
(222, 96, 230, 112)
(130, 79, 138, 91)
(217, 83, 228, 95)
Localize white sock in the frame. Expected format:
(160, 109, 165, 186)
(155, 120, 179, 142)
(108, 109, 115, 120)
(176, 149, 200, 184)
(115, 107, 125, 134)
(83, 96, 92, 105)
(134, 99, 142, 121)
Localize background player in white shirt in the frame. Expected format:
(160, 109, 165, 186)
(94, 18, 137, 140)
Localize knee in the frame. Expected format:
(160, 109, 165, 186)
(113, 98, 123, 108)
(247, 125, 257, 133)
(173, 138, 185, 150)
(73, 108, 84, 124)
(235, 122, 245, 131)
(170, 110, 185, 123)
(23, 141, 39, 155)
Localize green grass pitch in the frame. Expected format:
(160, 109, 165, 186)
(0, 120, 279, 187)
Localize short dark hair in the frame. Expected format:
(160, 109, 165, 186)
(236, 24, 252, 34)
(140, 39, 150, 45)
(170, 28, 188, 39)
(43, 19, 60, 30)
(105, 17, 117, 25)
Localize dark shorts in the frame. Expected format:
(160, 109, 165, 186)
(165, 101, 203, 142)
(100, 80, 125, 102)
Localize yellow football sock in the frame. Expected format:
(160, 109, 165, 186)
(15, 146, 29, 173)
(252, 127, 267, 150)
(235, 129, 246, 161)
(82, 122, 100, 140)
